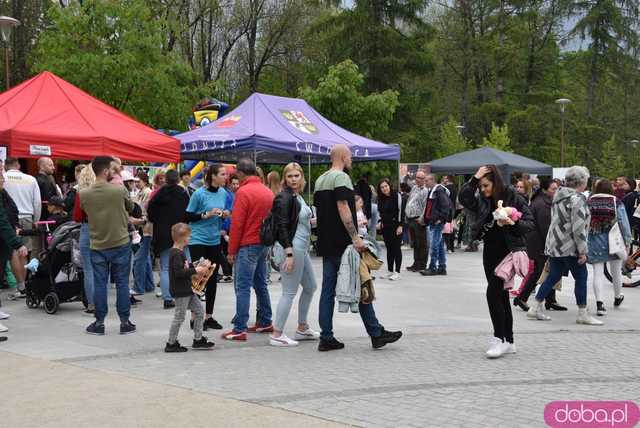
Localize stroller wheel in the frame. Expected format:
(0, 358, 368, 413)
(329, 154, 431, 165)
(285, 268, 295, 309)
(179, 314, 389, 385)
(26, 294, 40, 309)
(44, 292, 60, 315)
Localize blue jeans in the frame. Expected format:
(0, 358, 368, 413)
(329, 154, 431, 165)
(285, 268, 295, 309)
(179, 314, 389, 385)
(133, 236, 155, 294)
(428, 223, 446, 271)
(80, 223, 94, 306)
(232, 245, 272, 332)
(535, 256, 587, 306)
(91, 243, 132, 323)
(319, 255, 382, 340)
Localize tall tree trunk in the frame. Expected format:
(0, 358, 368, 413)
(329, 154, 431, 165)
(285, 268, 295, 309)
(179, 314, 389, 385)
(495, 0, 506, 102)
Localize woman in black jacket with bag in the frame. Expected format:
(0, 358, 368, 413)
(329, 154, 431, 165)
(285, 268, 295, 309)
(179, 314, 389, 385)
(377, 179, 406, 281)
(269, 162, 319, 347)
(513, 178, 566, 312)
(459, 165, 534, 359)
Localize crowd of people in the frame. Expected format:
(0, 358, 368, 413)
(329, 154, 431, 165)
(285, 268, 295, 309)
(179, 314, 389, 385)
(0, 145, 403, 352)
(1, 151, 637, 360)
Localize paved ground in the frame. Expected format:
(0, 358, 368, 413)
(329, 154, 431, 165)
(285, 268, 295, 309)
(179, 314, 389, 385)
(1, 247, 639, 427)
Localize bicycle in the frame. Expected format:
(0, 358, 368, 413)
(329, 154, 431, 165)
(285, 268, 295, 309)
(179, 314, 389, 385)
(604, 238, 640, 288)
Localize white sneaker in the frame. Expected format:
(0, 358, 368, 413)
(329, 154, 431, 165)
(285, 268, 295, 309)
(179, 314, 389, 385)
(527, 303, 551, 321)
(155, 291, 162, 298)
(485, 337, 508, 359)
(0, 322, 8, 333)
(389, 273, 400, 281)
(269, 334, 299, 347)
(294, 328, 320, 341)
(7, 290, 26, 301)
(576, 308, 604, 325)
(504, 342, 517, 354)
(0, 310, 9, 320)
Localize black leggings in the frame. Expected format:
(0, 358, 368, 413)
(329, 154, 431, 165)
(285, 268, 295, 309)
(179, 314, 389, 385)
(189, 244, 223, 315)
(519, 255, 557, 303)
(220, 239, 232, 277)
(483, 244, 514, 343)
(382, 225, 403, 273)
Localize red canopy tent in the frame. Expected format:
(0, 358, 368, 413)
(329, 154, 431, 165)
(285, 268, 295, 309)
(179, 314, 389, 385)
(0, 71, 179, 162)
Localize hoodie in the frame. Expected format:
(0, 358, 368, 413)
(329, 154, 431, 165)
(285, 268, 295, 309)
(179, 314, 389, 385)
(544, 187, 590, 258)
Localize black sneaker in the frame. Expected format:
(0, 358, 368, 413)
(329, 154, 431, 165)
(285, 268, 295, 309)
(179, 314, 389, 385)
(190, 320, 194, 330)
(419, 269, 438, 276)
(318, 337, 345, 352)
(437, 268, 447, 276)
(86, 322, 105, 336)
(0, 336, 7, 342)
(165, 341, 188, 353)
(192, 336, 215, 350)
(203, 318, 223, 330)
(596, 301, 607, 316)
(614, 295, 625, 307)
(371, 328, 403, 349)
(130, 296, 141, 306)
(406, 265, 417, 272)
(120, 320, 137, 335)
(545, 302, 568, 311)
(163, 300, 176, 309)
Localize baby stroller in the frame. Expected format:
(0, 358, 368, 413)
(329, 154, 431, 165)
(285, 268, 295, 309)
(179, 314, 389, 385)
(24, 221, 86, 314)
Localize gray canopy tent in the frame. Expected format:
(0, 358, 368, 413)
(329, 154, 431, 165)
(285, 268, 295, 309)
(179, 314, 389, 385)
(428, 147, 553, 179)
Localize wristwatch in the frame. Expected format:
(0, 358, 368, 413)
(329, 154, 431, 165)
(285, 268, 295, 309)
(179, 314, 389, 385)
(201, 212, 207, 219)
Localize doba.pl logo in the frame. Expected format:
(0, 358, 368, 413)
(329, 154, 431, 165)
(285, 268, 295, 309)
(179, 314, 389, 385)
(545, 401, 640, 427)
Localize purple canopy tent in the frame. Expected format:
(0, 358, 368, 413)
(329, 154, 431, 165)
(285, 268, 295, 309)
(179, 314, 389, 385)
(177, 92, 400, 164)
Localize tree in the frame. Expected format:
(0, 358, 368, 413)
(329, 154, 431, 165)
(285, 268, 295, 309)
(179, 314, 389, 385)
(437, 117, 470, 158)
(593, 135, 625, 178)
(33, 0, 196, 130)
(482, 122, 512, 151)
(570, 0, 640, 119)
(299, 59, 399, 139)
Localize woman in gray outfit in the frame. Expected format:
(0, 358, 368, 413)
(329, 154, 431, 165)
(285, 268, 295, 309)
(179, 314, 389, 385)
(270, 162, 319, 347)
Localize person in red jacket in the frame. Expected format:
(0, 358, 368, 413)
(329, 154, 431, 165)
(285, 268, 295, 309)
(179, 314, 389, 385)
(223, 158, 274, 341)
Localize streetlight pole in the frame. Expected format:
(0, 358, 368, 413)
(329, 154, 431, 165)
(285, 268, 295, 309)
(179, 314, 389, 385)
(0, 16, 20, 91)
(555, 98, 571, 167)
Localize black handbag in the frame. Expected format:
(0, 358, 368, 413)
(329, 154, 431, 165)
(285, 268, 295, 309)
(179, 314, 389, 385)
(259, 212, 276, 246)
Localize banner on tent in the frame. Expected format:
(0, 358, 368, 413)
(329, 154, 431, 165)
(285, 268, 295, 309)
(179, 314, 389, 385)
(0, 146, 6, 161)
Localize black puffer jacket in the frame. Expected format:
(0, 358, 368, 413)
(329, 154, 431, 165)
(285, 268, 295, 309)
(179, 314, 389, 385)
(272, 186, 301, 249)
(147, 184, 190, 254)
(459, 177, 534, 251)
(526, 190, 553, 258)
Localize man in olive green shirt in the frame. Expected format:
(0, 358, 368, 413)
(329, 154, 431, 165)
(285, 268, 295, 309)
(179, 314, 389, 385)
(78, 156, 136, 336)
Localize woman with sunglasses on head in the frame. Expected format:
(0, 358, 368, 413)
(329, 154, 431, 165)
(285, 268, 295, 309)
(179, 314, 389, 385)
(269, 163, 319, 347)
(460, 165, 534, 359)
(185, 164, 231, 330)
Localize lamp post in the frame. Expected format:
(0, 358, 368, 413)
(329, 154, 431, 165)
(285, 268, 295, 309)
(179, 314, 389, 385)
(0, 16, 20, 91)
(631, 139, 639, 180)
(555, 98, 571, 167)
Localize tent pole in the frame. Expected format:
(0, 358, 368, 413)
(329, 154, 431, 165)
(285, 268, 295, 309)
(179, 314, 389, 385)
(308, 155, 312, 202)
(397, 159, 401, 191)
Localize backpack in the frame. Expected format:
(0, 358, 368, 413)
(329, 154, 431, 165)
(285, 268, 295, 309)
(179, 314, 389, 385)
(259, 212, 276, 246)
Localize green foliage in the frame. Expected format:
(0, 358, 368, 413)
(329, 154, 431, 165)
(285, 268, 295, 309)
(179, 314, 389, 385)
(481, 123, 512, 152)
(437, 117, 469, 158)
(592, 135, 626, 179)
(299, 60, 400, 139)
(32, 0, 196, 130)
